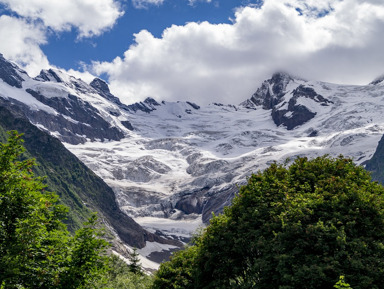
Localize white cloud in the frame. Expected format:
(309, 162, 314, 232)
(189, 0, 212, 6)
(92, 0, 384, 106)
(0, 15, 49, 76)
(0, 0, 124, 76)
(132, 0, 164, 9)
(0, 0, 124, 38)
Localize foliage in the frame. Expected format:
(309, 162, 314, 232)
(152, 246, 198, 289)
(0, 131, 109, 289)
(334, 276, 352, 289)
(95, 254, 154, 289)
(128, 248, 144, 275)
(153, 155, 384, 289)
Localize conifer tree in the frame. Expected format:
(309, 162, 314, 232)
(128, 247, 143, 275)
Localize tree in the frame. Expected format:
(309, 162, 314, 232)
(334, 276, 353, 289)
(95, 254, 154, 289)
(0, 131, 109, 288)
(151, 245, 198, 289)
(128, 248, 143, 275)
(153, 156, 384, 289)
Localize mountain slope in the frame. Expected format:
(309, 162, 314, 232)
(364, 134, 384, 183)
(0, 96, 178, 251)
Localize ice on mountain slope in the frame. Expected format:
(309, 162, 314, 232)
(66, 73, 384, 243)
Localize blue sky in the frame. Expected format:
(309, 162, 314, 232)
(0, 0, 384, 105)
(41, 0, 259, 70)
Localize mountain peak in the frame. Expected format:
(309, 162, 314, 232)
(35, 68, 65, 83)
(0, 54, 28, 88)
(246, 71, 297, 110)
(90, 78, 110, 94)
(271, 71, 294, 82)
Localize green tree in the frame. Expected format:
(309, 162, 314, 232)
(334, 276, 352, 289)
(128, 248, 143, 275)
(0, 131, 109, 288)
(152, 245, 198, 289)
(95, 254, 154, 289)
(153, 156, 384, 289)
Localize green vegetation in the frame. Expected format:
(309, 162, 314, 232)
(95, 255, 153, 289)
(152, 156, 384, 289)
(0, 131, 109, 288)
(0, 106, 150, 248)
(334, 276, 352, 289)
(0, 110, 92, 231)
(0, 131, 153, 288)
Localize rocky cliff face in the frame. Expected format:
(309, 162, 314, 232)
(0, 54, 27, 88)
(243, 72, 333, 130)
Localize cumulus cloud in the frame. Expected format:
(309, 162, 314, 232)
(92, 0, 384, 105)
(0, 0, 123, 76)
(132, 0, 165, 9)
(0, 0, 124, 38)
(0, 15, 49, 76)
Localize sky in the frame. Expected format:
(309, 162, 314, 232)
(0, 0, 384, 105)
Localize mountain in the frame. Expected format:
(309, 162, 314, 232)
(1, 54, 384, 267)
(63, 71, 384, 240)
(0, 55, 180, 268)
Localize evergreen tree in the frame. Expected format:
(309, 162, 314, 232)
(128, 247, 143, 275)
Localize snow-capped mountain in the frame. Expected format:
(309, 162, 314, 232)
(1, 53, 384, 267)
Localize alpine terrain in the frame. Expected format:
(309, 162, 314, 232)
(1, 54, 384, 268)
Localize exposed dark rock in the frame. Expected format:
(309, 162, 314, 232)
(247, 73, 333, 130)
(0, 53, 27, 88)
(175, 194, 205, 215)
(250, 72, 293, 109)
(89, 77, 128, 107)
(186, 101, 200, 110)
(308, 130, 318, 137)
(90, 77, 110, 94)
(121, 120, 134, 131)
(272, 105, 315, 130)
(127, 97, 160, 113)
(271, 85, 333, 130)
(25, 89, 124, 144)
(369, 75, 384, 86)
(35, 69, 63, 83)
(365, 134, 384, 184)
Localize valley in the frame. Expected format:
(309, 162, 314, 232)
(1, 53, 384, 269)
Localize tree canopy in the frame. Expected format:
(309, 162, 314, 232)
(0, 131, 109, 289)
(152, 156, 384, 289)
